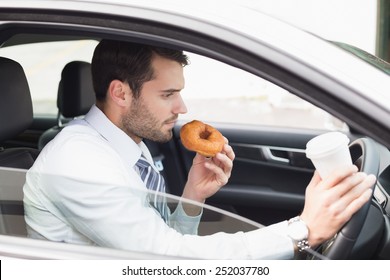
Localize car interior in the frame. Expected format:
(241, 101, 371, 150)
(0, 57, 39, 169)
(0, 26, 389, 260)
(38, 60, 95, 150)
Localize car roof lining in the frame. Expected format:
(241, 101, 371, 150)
(1, 33, 96, 47)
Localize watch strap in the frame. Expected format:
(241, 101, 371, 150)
(288, 216, 311, 253)
(297, 239, 310, 252)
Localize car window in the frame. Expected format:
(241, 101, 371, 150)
(0, 40, 346, 132)
(0, 39, 98, 116)
(0, 166, 328, 260)
(181, 52, 348, 131)
(0, 168, 262, 254)
(0, 167, 28, 236)
(0, 38, 338, 260)
(1, 166, 259, 235)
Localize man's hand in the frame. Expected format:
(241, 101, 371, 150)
(300, 165, 376, 247)
(181, 138, 235, 215)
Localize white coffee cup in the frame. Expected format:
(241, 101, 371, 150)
(306, 132, 353, 179)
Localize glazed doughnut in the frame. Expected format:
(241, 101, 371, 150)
(180, 120, 225, 157)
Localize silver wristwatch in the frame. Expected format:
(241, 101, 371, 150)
(287, 216, 310, 253)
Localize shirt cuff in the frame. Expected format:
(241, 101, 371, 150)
(243, 220, 295, 259)
(169, 200, 203, 235)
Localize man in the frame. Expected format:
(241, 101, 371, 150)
(23, 40, 376, 259)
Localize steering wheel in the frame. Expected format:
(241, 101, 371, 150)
(318, 137, 380, 259)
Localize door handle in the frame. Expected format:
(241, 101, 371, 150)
(231, 143, 309, 167)
(261, 147, 290, 165)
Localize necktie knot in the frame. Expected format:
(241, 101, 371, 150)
(136, 156, 150, 169)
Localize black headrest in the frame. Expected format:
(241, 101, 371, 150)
(0, 57, 33, 143)
(57, 61, 95, 118)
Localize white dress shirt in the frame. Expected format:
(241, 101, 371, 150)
(23, 105, 294, 259)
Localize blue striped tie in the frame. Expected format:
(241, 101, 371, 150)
(136, 155, 168, 222)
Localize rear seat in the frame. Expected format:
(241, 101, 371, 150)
(0, 57, 39, 169)
(0, 60, 94, 236)
(0, 57, 39, 236)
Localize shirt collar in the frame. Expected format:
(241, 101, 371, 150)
(83, 105, 143, 168)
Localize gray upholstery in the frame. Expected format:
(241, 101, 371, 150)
(58, 61, 95, 118)
(0, 57, 33, 143)
(38, 61, 95, 150)
(0, 57, 39, 169)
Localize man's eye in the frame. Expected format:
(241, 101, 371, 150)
(164, 92, 174, 98)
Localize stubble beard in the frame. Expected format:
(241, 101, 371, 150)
(121, 97, 174, 143)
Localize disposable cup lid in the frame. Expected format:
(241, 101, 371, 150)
(306, 132, 350, 159)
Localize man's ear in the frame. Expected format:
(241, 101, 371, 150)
(108, 80, 131, 107)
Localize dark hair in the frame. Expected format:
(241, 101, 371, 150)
(91, 40, 189, 100)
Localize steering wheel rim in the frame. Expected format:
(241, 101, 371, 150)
(320, 137, 380, 259)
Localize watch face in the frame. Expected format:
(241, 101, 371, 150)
(288, 220, 308, 241)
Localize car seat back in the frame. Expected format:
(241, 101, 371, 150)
(0, 57, 39, 169)
(38, 61, 95, 150)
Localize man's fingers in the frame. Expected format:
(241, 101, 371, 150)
(333, 174, 376, 215)
(204, 160, 228, 186)
(344, 188, 374, 216)
(319, 165, 359, 190)
(222, 143, 235, 161)
(307, 171, 321, 190)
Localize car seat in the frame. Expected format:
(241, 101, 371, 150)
(38, 61, 95, 150)
(0, 57, 39, 169)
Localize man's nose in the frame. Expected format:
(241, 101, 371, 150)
(174, 95, 187, 114)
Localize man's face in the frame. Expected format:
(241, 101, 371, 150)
(122, 55, 187, 143)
